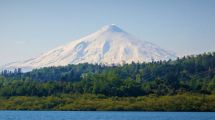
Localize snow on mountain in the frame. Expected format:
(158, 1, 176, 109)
(1, 24, 177, 71)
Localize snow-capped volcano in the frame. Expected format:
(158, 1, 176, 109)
(1, 24, 176, 71)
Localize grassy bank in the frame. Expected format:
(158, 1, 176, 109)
(0, 93, 215, 111)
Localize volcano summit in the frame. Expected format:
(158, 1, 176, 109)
(2, 25, 176, 71)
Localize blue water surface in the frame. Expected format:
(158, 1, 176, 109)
(0, 111, 214, 120)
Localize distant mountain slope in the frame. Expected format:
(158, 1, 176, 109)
(1, 24, 176, 71)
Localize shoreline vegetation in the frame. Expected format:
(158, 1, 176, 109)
(0, 52, 215, 111)
(0, 94, 215, 111)
(0, 93, 215, 112)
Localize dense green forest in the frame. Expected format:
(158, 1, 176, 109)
(0, 52, 215, 111)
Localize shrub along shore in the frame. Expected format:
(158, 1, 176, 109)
(0, 93, 215, 111)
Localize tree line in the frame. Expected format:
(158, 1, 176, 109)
(1, 52, 215, 97)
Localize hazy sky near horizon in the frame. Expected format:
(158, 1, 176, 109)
(0, 0, 215, 65)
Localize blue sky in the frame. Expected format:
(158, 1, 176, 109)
(0, 0, 215, 65)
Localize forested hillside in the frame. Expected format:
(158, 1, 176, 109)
(1, 52, 215, 96)
(0, 52, 215, 111)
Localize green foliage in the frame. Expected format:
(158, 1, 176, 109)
(0, 94, 215, 111)
(0, 52, 215, 111)
(1, 52, 215, 97)
(208, 76, 215, 92)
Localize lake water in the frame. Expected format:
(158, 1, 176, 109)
(0, 111, 214, 120)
